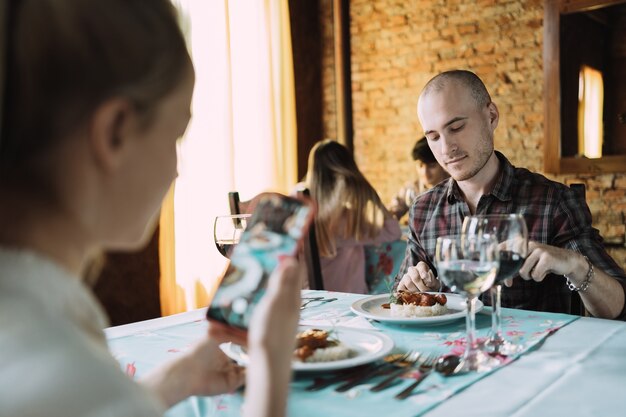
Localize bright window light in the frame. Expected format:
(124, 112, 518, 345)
(577, 65, 604, 159)
(161, 0, 297, 314)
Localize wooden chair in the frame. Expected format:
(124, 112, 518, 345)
(294, 187, 324, 291)
(569, 183, 586, 200)
(227, 190, 324, 290)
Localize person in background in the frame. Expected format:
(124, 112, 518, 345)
(0, 1, 302, 417)
(305, 139, 401, 293)
(388, 136, 449, 221)
(396, 69, 626, 320)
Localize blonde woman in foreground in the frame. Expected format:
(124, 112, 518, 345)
(0, 1, 301, 416)
(305, 140, 401, 293)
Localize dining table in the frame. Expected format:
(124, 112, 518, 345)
(105, 290, 626, 417)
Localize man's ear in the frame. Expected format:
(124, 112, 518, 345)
(487, 101, 499, 130)
(89, 98, 135, 173)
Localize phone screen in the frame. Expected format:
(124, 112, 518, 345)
(206, 193, 314, 330)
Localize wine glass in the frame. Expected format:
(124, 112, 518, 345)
(462, 214, 528, 355)
(404, 186, 418, 207)
(213, 214, 251, 258)
(435, 234, 500, 372)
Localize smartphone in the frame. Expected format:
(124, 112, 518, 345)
(206, 192, 315, 331)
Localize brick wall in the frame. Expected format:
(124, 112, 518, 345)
(320, 0, 626, 268)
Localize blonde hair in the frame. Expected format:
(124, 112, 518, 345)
(305, 139, 388, 257)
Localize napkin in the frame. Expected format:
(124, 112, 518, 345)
(299, 311, 378, 330)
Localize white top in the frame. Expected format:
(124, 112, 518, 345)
(0, 248, 165, 417)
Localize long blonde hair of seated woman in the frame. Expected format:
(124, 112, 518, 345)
(305, 139, 389, 258)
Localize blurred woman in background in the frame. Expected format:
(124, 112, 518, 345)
(305, 140, 401, 293)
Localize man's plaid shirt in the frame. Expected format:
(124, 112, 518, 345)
(396, 152, 626, 319)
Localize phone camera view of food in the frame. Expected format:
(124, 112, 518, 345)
(207, 193, 313, 330)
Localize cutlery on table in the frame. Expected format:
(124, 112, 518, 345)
(300, 297, 338, 310)
(370, 352, 438, 392)
(394, 353, 439, 399)
(305, 351, 415, 391)
(300, 296, 324, 306)
(334, 351, 420, 392)
(435, 354, 464, 376)
(304, 364, 371, 391)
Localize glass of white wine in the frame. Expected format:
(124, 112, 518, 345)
(435, 234, 500, 373)
(213, 214, 251, 258)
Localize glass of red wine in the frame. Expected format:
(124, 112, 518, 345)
(213, 214, 251, 258)
(462, 213, 528, 355)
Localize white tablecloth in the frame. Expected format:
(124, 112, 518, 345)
(106, 291, 626, 417)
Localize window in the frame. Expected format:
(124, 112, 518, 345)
(578, 65, 604, 158)
(543, 0, 626, 174)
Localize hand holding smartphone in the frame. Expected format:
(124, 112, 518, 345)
(206, 193, 314, 331)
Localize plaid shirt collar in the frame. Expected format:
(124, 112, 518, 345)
(445, 151, 514, 204)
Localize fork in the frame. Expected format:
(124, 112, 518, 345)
(334, 351, 420, 392)
(370, 352, 437, 392)
(306, 351, 415, 391)
(300, 297, 338, 310)
(394, 353, 439, 399)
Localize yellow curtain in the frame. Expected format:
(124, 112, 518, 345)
(159, 0, 298, 316)
(158, 185, 186, 315)
(268, 0, 298, 192)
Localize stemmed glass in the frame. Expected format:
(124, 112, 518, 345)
(404, 187, 419, 208)
(435, 234, 500, 372)
(213, 214, 251, 258)
(462, 214, 528, 355)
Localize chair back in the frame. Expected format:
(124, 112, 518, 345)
(295, 187, 324, 291)
(570, 183, 586, 200)
(228, 191, 241, 215)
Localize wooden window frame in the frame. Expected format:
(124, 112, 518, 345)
(543, 0, 626, 174)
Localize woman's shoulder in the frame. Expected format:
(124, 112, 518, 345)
(0, 299, 163, 416)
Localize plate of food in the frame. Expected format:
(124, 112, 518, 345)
(220, 326, 394, 372)
(350, 291, 482, 325)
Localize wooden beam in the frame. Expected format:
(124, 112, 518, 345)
(560, 0, 626, 14)
(560, 155, 626, 173)
(543, 0, 562, 173)
(333, 0, 353, 150)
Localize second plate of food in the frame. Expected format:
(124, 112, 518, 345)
(221, 326, 394, 372)
(350, 293, 482, 325)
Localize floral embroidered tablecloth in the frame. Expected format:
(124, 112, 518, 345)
(107, 291, 579, 417)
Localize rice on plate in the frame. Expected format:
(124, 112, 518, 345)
(387, 291, 449, 318)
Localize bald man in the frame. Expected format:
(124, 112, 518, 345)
(396, 70, 625, 320)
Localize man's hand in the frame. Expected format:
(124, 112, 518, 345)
(517, 241, 586, 283)
(397, 261, 440, 292)
(513, 241, 625, 319)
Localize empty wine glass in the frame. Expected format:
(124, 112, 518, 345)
(435, 234, 500, 372)
(462, 214, 528, 355)
(213, 214, 251, 258)
(404, 186, 418, 207)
